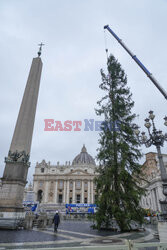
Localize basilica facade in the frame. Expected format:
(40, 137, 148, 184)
(33, 144, 166, 213)
(33, 145, 98, 208)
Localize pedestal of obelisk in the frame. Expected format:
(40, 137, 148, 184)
(0, 48, 43, 229)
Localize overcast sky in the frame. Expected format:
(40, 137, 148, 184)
(0, 0, 167, 183)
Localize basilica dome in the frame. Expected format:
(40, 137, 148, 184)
(72, 145, 96, 166)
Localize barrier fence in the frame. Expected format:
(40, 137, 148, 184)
(27, 241, 167, 250)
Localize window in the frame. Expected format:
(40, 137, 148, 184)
(59, 180, 63, 189)
(69, 197, 72, 204)
(76, 194, 80, 203)
(41, 168, 44, 173)
(84, 182, 88, 188)
(39, 181, 43, 187)
(58, 194, 62, 203)
(84, 197, 87, 203)
(76, 181, 81, 189)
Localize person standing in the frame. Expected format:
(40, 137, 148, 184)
(53, 211, 60, 232)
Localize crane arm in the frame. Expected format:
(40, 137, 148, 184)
(104, 25, 167, 100)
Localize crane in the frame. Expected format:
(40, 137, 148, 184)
(104, 25, 167, 100)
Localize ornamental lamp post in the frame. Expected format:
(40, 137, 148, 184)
(134, 111, 167, 220)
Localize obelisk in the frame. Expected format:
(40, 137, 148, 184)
(0, 44, 43, 226)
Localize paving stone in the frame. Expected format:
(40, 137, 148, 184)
(0, 229, 65, 243)
(0, 221, 158, 249)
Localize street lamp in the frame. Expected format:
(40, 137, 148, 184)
(134, 111, 167, 219)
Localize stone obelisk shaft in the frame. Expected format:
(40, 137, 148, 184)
(10, 57, 42, 155)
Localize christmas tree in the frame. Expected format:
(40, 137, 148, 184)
(95, 55, 145, 231)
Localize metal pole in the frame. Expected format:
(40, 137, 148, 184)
(156, 145, 167, 219)
(156, 145, 167, 182)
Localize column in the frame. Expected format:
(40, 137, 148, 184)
(33, 181, 38, 201)
(81, 180, 84, 203)
(150, 190, 153, 210)
(63, 180, 66, 203)
(157, 184, 164, 211)
(155, 187, 160, 211)
(72, 180, 76, 203)
(54, 180, 58, 204)
(66, 180, 69, 204)
(154, 188, 158, 211)
(44, 181, 49, 203)
(151, 189, 156, 211)
(88, 181, 90, 204)
(91, 180, 94, 204)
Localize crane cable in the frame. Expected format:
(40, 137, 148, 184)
(104, 29, 111, 88)
(104, 29, 109, 62)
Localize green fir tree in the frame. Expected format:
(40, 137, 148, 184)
(94, 55, 145, 232)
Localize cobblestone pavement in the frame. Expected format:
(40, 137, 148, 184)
(0, 221, 158, 249)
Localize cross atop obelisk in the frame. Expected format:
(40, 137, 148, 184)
(38, 42, 45, 57)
